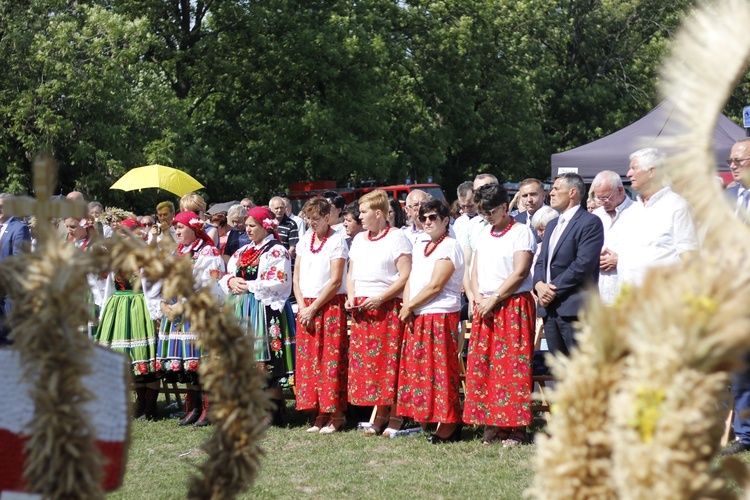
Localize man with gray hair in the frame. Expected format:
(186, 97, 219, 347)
(402, 189, 431, 246)
(590, 170, 635, 305)
(617, 148, 697, 287)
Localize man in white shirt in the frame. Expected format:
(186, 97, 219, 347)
(617, 148, 697, 287)
(590, 170, 635, 305)
(461, 173, 499, 307)
(402, 189, 430, 246)
(283, 197, 306, 236)
(452, 181, 476, 244)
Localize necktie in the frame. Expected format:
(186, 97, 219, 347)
(546, 217, 567, 283)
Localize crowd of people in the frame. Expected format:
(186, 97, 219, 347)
(2, 141, 750, 450)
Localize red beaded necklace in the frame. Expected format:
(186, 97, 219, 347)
(490, 217, 515, 238)
(236, 245, 264, 272)
(310, 227, 331, 254)
(367, 223, 391, 242)
(424, 231, 449, 257)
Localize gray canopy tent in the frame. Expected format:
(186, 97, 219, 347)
(550, 99, 746, 183)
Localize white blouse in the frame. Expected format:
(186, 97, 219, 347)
(408, 237, 465, 315)
(219, 235, 292, 311)
(475, 223, 536, 296)
(349, 227, 412, 297)
(296, 230, 348, 297)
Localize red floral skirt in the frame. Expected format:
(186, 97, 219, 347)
(463, 291, 535, 427)
(396, 312, 461, 423)
(295, 294, 349, 413)
(348, 297, 404, 406)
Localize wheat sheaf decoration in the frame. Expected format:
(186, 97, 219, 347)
(530, 0, 750, 497)
(101, 231, 271, 500)
(0, 221, 267, 498)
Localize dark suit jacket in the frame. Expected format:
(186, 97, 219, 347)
(0, 217, 30, 342)
(533, 207, 603, 317)
(0, 217, 30, 262)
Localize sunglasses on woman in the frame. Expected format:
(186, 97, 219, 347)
(418, 214, 441, 223)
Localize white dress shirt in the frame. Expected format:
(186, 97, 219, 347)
(617, 187, 697, 287)
(592, 196, 634, 305)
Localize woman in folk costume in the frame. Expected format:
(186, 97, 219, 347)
(292, 198, 349, 434)
(154, 211, 224, 427)
(346, 189, 412, 437)
(64, 217, 106, 337)
(94, 219, 161, 420)
(219, 206, 296, 426)
(464, 183, 537, 446)
(396, 199, 465, 444)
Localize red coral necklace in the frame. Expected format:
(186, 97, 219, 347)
(424, 231, 449, 257)
(310, 227, 331, 254)
(367, 223, 391, 242)
(490, 217, 515, 238)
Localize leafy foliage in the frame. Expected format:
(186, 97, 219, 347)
(0, 0, 720, 213)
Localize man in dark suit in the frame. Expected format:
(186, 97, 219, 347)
(533, 173, 604, 355)
(0, 193, 31, 345)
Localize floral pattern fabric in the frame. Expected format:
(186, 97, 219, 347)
(396, 312, 461, 423)
(462, 291, 536, 427)
(295, 295, 349, 413)
(220, 235, 292, 311)
(221, 236, 296, 388)
(348, 297, 404, 406)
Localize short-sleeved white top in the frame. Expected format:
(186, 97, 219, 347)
(408, 237, 465, 315)
(475, 223, 536, 296)
(349, 228, 412, 297)
(296, 230, 349, 297)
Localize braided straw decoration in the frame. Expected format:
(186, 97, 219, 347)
(0, 238, 105, 497)
(0, 226, 267, 498)
(531, 0, 750, 497)
(100, 232, 271, 499)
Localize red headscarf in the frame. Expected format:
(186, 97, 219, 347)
(246, 206, 281, 242)
(172, 211, 213, 247)
(120, 218, 143, 231)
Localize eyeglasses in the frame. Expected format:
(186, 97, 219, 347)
(407, 202, 422, 210)
(142, 222, 154, 227)
(593, 192, 615, 203)
(727, 157, 750, 167)
(481, 206, 500, 219)
(418, 214, 441, 223)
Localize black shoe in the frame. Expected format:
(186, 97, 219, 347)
(721, 440, 750, 455)
(428, 425, 462, 444)
(178, 407, 201, 426)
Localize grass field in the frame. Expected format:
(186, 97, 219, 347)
(108, 401, 537, 499)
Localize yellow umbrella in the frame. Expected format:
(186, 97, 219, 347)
(110, 164, 204, 197)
